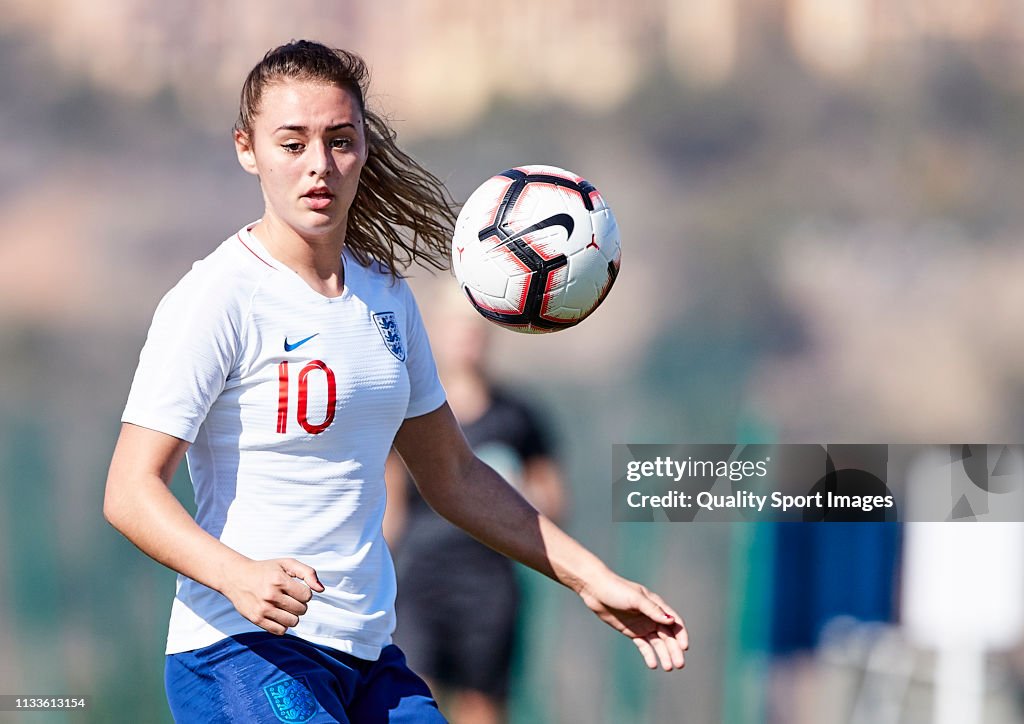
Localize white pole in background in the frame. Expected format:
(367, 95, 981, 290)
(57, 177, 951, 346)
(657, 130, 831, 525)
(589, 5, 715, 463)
(903, 518, 1024, 724)
(933, 645, 984, 724)
(903, 448, 1024, 724)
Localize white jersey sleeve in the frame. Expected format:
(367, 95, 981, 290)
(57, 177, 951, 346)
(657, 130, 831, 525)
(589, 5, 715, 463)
(122, 259, 251, 443)
(399, 279, 446, 419)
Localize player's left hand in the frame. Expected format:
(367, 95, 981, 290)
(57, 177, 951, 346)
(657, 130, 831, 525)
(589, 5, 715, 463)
(578, 572, 688, 671)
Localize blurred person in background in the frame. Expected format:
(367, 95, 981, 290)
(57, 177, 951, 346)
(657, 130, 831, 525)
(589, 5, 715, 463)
(384, 289, 566, 724)
(765, 448, 902, 724)
(103, 39, 687, 722)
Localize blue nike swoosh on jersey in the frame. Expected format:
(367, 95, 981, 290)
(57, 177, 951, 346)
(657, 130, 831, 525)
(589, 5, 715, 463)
(284, 333, 319, 352)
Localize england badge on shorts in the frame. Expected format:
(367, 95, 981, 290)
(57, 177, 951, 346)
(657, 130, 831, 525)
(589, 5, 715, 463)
(262, 676, 318, 722)
(373, 311, 406, 362)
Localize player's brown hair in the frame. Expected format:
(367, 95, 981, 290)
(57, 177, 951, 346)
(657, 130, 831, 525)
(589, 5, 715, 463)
(236, 40, 455, 274)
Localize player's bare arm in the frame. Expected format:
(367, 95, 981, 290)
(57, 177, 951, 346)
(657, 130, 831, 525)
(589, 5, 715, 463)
(392, 403, 689, 671)
(522, 456, 567, 522)
(103, 423, 324, 635)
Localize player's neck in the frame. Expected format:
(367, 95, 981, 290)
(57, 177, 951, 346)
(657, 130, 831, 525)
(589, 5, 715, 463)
(253, 217, 346, 298)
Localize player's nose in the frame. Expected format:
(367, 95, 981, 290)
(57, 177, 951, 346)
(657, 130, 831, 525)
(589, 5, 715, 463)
(307, 140, 333, 177)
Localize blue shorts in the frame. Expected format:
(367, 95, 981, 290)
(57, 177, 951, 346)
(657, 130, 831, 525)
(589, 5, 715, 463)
(165, 632, 446, 723)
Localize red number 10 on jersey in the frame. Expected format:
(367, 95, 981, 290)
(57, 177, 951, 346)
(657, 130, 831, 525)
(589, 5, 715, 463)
(277, 360, 336, 434)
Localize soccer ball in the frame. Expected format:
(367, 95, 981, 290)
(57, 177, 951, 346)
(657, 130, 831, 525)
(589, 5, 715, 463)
(451, 165, 621, 333)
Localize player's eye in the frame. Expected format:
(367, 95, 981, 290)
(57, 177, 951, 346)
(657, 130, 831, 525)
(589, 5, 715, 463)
(281, 142, 304, 153)
(330, 137, 353, 150)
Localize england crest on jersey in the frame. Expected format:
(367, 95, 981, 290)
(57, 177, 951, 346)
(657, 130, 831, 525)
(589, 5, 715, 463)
(373, 311, 406, 362)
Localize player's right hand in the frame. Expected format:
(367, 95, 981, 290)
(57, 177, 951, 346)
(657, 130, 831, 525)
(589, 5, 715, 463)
(220, 558, 325, 635)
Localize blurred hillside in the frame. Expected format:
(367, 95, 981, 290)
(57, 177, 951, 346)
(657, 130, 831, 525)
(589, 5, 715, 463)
(3, 2, 1024, 722)
(6, 0, 1024, 129)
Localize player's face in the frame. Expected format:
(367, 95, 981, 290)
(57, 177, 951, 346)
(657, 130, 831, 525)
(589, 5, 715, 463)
(234, 80, 368, 241)
(435, 307, 491, 373)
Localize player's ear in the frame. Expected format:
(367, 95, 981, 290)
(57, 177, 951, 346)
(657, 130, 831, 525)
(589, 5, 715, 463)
(234, 129, 259, 176)
(357, 116, 370, 165)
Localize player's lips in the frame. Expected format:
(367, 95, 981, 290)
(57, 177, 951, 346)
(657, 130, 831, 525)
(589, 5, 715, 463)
(302, 187, 335, 210)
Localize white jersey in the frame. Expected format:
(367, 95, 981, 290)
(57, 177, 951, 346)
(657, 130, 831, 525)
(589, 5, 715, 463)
(122, 224, 446, 659)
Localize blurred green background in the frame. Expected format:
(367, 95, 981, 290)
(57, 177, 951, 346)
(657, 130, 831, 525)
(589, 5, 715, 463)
(3, 1, 1024, 722)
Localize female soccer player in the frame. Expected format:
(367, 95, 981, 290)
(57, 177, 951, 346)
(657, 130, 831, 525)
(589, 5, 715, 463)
(104, 40, 687, 722)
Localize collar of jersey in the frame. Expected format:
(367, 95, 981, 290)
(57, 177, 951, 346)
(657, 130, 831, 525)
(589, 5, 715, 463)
(241, 222, 353, 303)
